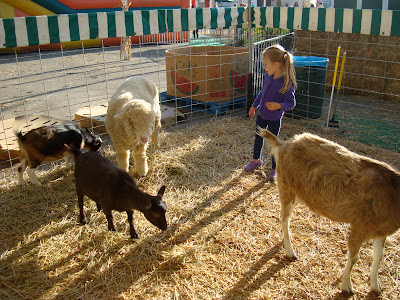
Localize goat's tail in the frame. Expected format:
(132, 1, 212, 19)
(13, 116, 30, 142)
(13, 126, 25, 143)
(256, 126, 283, 150)
(64, 144, 82, 162)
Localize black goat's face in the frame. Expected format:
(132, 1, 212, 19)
(82, 127, 102, 151)
(143, 205, 168, 230)
(143, 190, 168, 230)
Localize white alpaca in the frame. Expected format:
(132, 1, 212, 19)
(106, 76, 161, 176)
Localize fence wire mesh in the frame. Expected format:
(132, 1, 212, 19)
(0, 25, 399, 175)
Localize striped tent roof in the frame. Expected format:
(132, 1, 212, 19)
(253, 7, 399, 36)
(0, 7, 398, 48)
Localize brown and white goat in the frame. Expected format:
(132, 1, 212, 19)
(14, 123, 102, 186)
(71, 149, 168, 239)
(257, 127, 400, 294)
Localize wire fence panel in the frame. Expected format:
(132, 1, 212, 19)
(0, 32, 251, 171)
(0, 7, 399, 174)
(253, 32, 295, 96)
(294, 30, 400, 152)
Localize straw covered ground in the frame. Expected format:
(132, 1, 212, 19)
(1, 116, 399, 299)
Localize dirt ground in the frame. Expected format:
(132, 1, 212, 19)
(0, 44, 173, 121)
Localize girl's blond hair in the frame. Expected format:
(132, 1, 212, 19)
(262, 44, 297, 94)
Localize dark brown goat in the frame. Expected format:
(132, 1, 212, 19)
(257, 127, 400, 294)
(73, 150, 168, 239)
(14, 123, 102, 186)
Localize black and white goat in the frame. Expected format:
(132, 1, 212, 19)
(14, 123, 102, 186)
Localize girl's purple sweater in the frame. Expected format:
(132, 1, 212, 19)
(252, 74, 296, 121)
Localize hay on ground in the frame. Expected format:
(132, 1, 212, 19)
(0, 116, 399, 299)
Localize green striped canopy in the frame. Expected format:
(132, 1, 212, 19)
(253, 7, 399, 36)
(0, 7, 398, 48)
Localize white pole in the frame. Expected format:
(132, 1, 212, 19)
(382, 0, 389, 10)
(248, 0, 253, 68)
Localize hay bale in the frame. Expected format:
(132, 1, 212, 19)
(295, 30, 400, 100)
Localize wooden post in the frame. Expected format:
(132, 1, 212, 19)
(120, 0, 132, 61)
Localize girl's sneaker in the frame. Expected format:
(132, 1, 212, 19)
(244, 159, 263, 172)
(268, 169, 276, 181)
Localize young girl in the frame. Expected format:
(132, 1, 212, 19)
(244, 45, 296, 180)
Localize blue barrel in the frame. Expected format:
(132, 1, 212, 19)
(286, 56, 329, 119)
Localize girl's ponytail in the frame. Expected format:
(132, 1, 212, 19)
(281, 51, 297, 95)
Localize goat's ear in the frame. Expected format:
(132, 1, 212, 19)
(158, 199, 168, 212)
(157, 185, 166, 197)
(84, 127, 92, 134)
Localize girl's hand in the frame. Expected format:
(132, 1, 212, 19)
(248, 106, 256, 117)
(266, 102, 281, 111)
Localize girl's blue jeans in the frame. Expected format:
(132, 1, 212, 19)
(253, 115, 281, 170)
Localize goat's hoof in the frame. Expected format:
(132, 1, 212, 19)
(130, 233, 139, 239)
(286, 255, 297, 261)
(340, 291, 353, 298)
(284, 249, 297, 260)
(370, 283, 382, 294)
(137, 166, 148, 177)
(340, 284, 353, 296)
(80, 218, 87, 225)
(369, 276, 382, 293)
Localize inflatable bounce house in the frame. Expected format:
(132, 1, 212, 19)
(0, 0, 192, 51)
